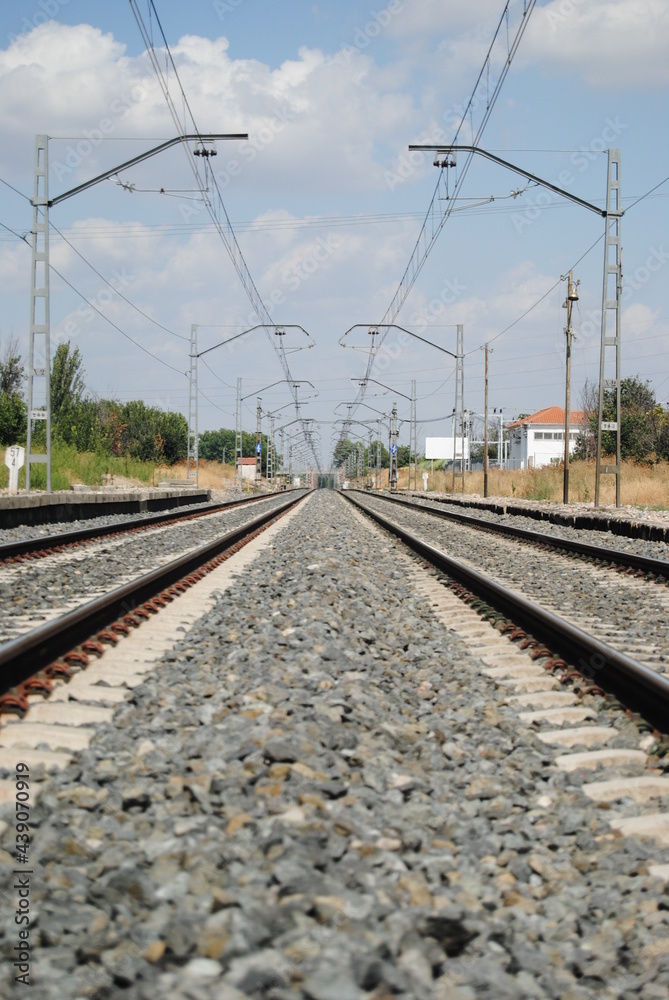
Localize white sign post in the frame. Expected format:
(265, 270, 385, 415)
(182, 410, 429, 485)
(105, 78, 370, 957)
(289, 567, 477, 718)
(5, 446, 25, 496)
(422, 472, 429, 491)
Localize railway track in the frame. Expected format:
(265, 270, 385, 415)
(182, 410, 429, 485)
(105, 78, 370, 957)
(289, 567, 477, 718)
(0, 490, 307, 708)
(0, 492, 305, 649)
(345, 490, 669, 720)
(1, 490, 669, 998)
(0, 490, 283, 566)
(383, 491, 669, 579)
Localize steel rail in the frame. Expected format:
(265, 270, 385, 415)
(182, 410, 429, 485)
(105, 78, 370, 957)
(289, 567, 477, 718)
(363, 491, 669, 579)
(0, 490, 307, 695)
(343, 491, 669, 732)
(0, 491, 289, 563)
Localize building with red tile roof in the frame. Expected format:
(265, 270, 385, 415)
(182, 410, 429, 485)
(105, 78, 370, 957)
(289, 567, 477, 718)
(507, 407, 586, 469)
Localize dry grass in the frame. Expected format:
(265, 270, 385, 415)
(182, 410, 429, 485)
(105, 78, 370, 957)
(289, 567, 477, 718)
(156, 459, 238, 490)
(361, 460, 669, 509)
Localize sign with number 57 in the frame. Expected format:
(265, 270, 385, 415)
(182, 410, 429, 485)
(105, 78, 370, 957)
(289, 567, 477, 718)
(5, 446, 25, 496)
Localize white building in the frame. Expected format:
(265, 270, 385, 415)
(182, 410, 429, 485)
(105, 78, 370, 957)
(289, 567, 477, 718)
(239, 457, 258, 481)
(507, 406, 585, 470)
(425, 437, 470, 462)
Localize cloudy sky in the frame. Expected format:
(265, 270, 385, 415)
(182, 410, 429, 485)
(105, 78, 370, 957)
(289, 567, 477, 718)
(0, 0, 668, 466)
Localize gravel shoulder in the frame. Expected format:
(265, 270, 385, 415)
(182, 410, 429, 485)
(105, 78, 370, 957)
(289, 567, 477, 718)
(0, 493, 294, 644)
(405, 493, 669, 561)
(0, 492, 667, 999)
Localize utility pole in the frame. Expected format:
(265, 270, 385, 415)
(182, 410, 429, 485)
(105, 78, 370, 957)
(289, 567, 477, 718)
(26, 132, 245, 493)
(235, 377, 243, 489)
(483, 343, 491, 498)
(367, 428, 373, 487)
(376, 419, 382, 487)
(452, 324, 465, 494)
(186, 324, 198, 486)
(26, 135, 50, 492)
(255, 399, 262, 487)
(389, 404, 399, 492)
(494, 408, 504, 470)
(267, 415, 275, 491)
(410, 379, 417, 490)
(562, 271, 580, 503)
(595, 149, 623, 508)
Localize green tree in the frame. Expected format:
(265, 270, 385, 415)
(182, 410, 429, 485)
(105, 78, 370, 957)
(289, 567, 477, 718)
(199, 428, 267, 465)
(333, 438, 357, 467)
(396, 444, 411, 467)
(0, 337, 27, 445)
(160, 410, 188, 464)
(598, 376, 658, 461)
(51, 341, 86, 444)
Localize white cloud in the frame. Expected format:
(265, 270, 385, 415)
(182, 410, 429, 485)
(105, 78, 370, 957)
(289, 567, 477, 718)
(523, 0, 669, 89)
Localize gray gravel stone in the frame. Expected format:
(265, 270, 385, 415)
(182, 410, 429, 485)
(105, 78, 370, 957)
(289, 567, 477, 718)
(1, 491, 668, 998)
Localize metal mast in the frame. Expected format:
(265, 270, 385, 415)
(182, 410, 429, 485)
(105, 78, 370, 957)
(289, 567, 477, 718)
(562, 272, 579, 504)
(255, 399, 263, 487)
(26, 135, 51, 492)
(267, 415, 275, 491)
(389, 404, 399, 492)
(235, 377, 243, 490)
(186, 324, 198, 485)
(595, 149, 623, 508)
(410, 379, 417, 491)
(452, 324, 465, 494)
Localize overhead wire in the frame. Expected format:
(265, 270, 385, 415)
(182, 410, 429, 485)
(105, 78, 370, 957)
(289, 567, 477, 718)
(337, 0, 538, 458)
(469, 168, 669, 357)
(128, 0, 322, 470)
(51, 264, 187, 376)
(1, 210, 187, 376)
(48, 219, 188, 341)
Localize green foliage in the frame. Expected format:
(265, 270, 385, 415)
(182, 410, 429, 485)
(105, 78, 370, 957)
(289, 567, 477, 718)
(396, 444, 411, 468)
(0, 441, 159, 491)
(0, 337, 27, 445)
(51, 342, 86, 445)
(334, 438, 390, 469)
(115, 400, 187, 464)
(0, 391, 26, 446)
(593, 376, 663, 462)
(199, 428, 268, 464)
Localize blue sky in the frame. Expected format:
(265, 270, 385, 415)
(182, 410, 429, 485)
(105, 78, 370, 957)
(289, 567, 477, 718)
(1, 0, 668, 467)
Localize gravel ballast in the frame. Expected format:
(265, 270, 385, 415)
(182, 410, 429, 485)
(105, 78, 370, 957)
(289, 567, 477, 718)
(358, 493, 669, 677)
(0, 492, 253, 546)
(1, 491, 668, 999)
(404, 493, 669, 562)
(0, 493, 298, 644)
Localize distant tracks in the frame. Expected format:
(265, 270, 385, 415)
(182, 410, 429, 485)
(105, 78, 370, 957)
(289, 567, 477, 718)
(344, 490, 669, 733)
(0, 491, 308, 708)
